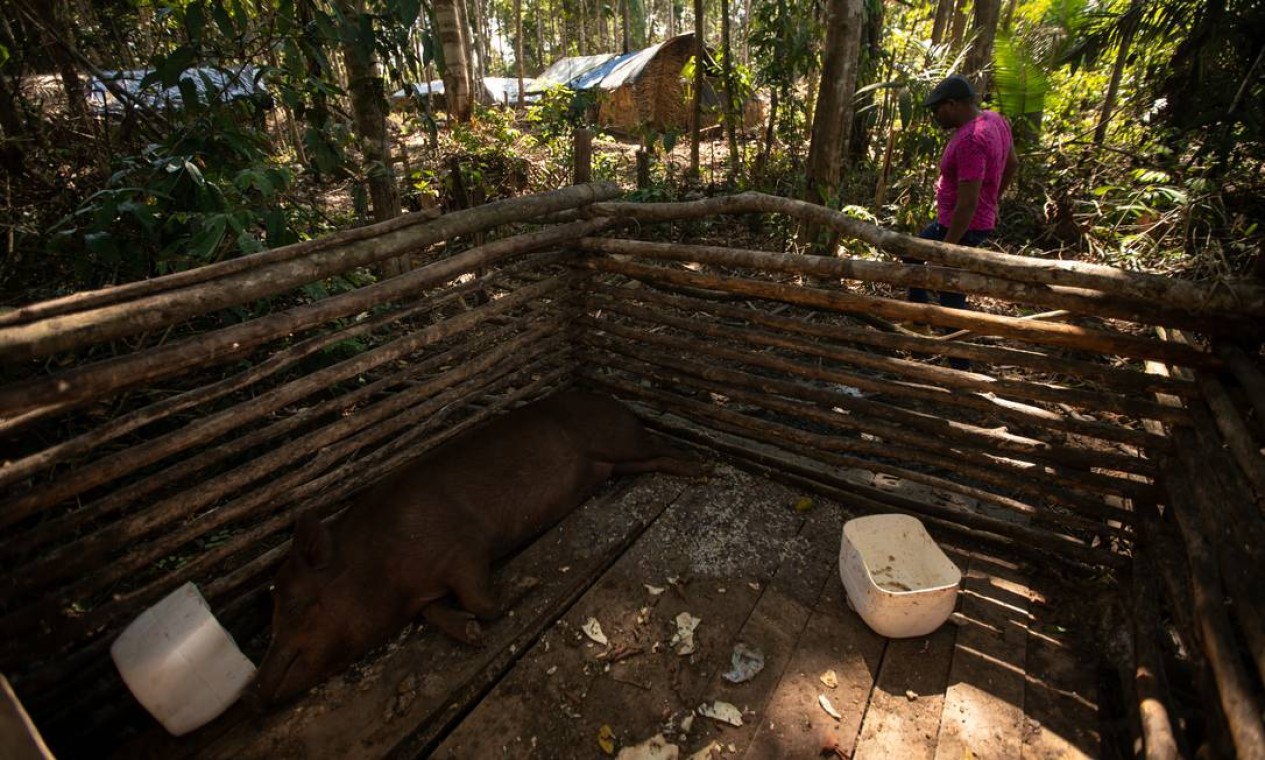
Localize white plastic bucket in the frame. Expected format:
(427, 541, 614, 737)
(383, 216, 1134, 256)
(839, 514, 961, 638)
(110, 582, 256, 736)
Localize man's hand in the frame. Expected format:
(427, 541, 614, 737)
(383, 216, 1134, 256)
(945, 179, 981, 245)
(1000, 144, 1019, 196)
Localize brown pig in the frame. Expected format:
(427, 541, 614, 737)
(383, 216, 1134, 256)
(250, 391, 703, 705)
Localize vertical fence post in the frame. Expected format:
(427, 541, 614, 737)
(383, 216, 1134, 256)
(573, 128, 593, 185)
(635, 150, 650, 189)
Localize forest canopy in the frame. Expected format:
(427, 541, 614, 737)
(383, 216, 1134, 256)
(0, 0, 1262, 299)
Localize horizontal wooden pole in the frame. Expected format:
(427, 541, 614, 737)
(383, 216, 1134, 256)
(581, 344, 1140, 525)
(584, 280, 1198, 403)
(583, 309, 1169, 457)
(5, 327, 564, 609)
(581, 256, 1219, 372)
(0, 216, 604, 380)
(592, 376, 1127, 569)
(0, 261, 546, 491)
(576, 236, 1249, 333)
(0, 317, 546, 562)
(587, 291, 1184, 438)
(586, 192, 1265, 321)
(6, 371, 568, 708)
(1, 343, 570, 656)
(0, 276, 564, 534)
(0, 182, 618, 330)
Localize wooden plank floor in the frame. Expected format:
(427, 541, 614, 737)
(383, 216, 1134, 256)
(433, 465, 1102, 759)
(117, 464, 1102, 759)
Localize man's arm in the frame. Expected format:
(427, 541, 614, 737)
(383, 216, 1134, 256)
(1000, 143, 1019, 196)
(944, 179, 981, 245)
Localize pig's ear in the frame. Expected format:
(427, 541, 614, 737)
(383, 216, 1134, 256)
(294, 513, 335, 569)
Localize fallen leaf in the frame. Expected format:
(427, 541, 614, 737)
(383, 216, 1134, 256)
(583, 618, 609, 645)
(793, 496, 815, 512)
(819, 669, 839, 689)
(614, 732, 680, 760)
(698, 700, 743, 727)
(818, 694, 842, 721)
(645, 585, 666, 596)
(598, 724, 616, 754)
(670, 612, 701, 656)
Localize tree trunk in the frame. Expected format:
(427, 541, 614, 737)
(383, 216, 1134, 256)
(849, 0, 883, 163)
(689, 0, 704, 177)
(334, 0, 402, 274)
(33, 0, 92, 133)
(515, 0, 526, 105)
(458, 0, 492, 104)
(721, 0, 738, 178)
(964, 0, 1000, 94)
(950, 0, 969, 50)
(802, 0, 864, 211)
(931, 0, 954, 46)
(620, 0, 632, 52)
(435, 0, 475, 120)
(469, 0, 492, 76)
(1095, 1, 1139, 146)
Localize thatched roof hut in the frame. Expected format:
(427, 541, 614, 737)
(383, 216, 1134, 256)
(539, 34, 721, 132)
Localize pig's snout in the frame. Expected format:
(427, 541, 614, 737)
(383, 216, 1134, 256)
(250, 646, 304, 708)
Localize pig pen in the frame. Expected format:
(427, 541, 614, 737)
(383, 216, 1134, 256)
(1, 183, 1263, 759)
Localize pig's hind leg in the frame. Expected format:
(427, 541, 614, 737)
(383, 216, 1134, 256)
(609, 451, 710, 478)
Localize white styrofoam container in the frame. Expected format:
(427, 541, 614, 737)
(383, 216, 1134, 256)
(838, 514, 962, 638)
(110, 582, 256, 736)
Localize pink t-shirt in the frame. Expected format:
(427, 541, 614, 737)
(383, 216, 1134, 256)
(936, 110, 1013, 231)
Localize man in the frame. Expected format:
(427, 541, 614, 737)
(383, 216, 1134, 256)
(904, 74, 1018, 367)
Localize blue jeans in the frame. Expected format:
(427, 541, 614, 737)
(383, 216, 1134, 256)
(904, 222, 990, 309)
(905, 222, 991, 370)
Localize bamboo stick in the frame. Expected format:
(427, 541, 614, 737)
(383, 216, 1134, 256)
(581, 346, 1138, 528)
(581, 256, 1219, 371)
(585, 192, 1265, 321)
(0, 182, 618, 329)
(576, 236, 1247, 333)
(596, 377, 1126, 568)
(587, 293, 1184, 441)
(585, 313, 1169, 471)
(584, 281, 1199, 402)
(0, 277, 564, 534)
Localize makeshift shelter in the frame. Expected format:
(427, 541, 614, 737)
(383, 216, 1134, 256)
(391, 77, 535, 110)
(540, 34, 722, 132)
(529, 53, 620, 92)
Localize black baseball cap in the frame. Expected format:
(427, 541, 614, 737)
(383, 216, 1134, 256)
(924, 75, 975, 107)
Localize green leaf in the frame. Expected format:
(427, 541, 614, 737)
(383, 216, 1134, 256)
(0, 43, 10, 69)
(184, 3, 206, 45)
(189, 215, 228, 260)
(212, 3, 235, 38)
(154, 43, 195, 88)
